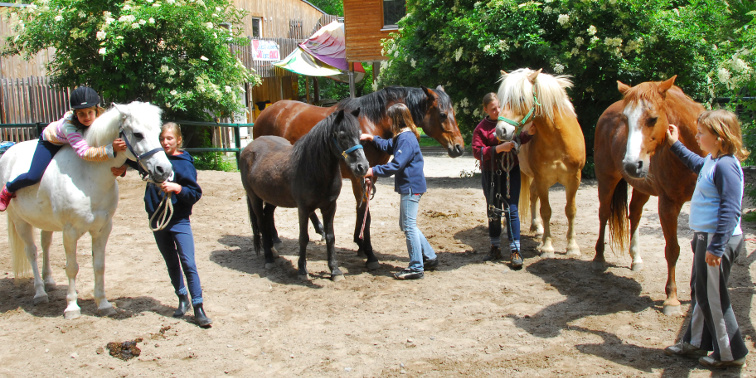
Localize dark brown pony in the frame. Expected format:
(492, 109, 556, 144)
(240, 109, 369, 281)
(593, 76, 704, 315)
(252, 86, 464, 267)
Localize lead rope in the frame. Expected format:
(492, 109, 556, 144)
(359, 177, 372, 239)
(149, 190, 174, 231)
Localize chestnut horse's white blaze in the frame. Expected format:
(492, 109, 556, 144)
(0, 102, 172, 319)
(622, 101, 649, 176)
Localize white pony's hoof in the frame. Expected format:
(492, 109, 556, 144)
(97, 306, 117, 317)
(64, 309, 82, 320)
(663, 305, 682, 316)
(298, 273, 311, 281)
(540, 251, 556, 259)
(33, 294, 49, 305)
(631, 262, 644, 272)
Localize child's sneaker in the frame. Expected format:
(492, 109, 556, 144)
(510, 250, 523, 269)
(394, 269, 424, 280)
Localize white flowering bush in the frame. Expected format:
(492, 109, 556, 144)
(2, 0, 260, 121)
(377, 0, 755, 174)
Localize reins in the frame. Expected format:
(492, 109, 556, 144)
(119, 129, 174, 231)
(359, 177, 373, 240)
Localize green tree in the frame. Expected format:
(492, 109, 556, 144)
(2, 0, 260, 121)
(377, 0, 755, 175)
(306, 0, 343, 17)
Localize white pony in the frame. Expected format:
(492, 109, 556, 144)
(0, 101, 172, 319)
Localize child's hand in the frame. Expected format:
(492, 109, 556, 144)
(705, 251, 721, 267)
(495, 141, 514, 153)
(113, 138, 127, 152)
(365, 167, 373, 177)
(160, 181, 182, 194)
(360, 133, 374, 142)
(666, 124, 679, 146)
(111, 165, 127, 177)
(525, 122, 536, 135)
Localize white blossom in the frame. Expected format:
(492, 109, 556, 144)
(205, 22, 213, 29)
(553, 63, 565, 74)
(96, 31, 107, 40)
(454, 47, 463, 62)
(557, 14, 569, 26)
(717, 67, 731, 83)
(149, 17, 155, 24)
(170, 90, 178, 96)
(54, 15, 62, 22)
(131, 23, 140, 29)
(98, 47, 107, 55)
(200, 56, 209, 61)
(587, 25, 597, 36)
(139, 19, 146, 25)
(160, 65, 169, 73)
(78, 11, 86, 18)
(732, 58, 750, 72)
(166, 77, 174, 84)
(225, 85, 232, 93)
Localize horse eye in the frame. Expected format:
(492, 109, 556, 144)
(646, 117, 657, 126)
(133, 132, 144, 140)
(440, 112, 448, 120)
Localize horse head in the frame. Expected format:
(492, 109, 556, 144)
(331, 108, 369, 178)
(495, 68, 541, 141)
(111, 102, 173, 183)
(420, 86, 465, 157)
(617, 76, 677, 178)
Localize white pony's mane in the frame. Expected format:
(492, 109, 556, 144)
(497, 68, 576, 121)
(85, 101, 162, 147)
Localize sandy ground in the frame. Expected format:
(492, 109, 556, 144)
(0, 146, 755, 377)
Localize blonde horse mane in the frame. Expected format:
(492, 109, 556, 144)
(85, 101, 162, 147)
(497, 68, 576, 121)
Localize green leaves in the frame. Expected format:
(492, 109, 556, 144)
(2, 0, 260, 121)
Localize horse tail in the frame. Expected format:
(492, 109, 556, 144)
(7, 215, 31, 278)
(608, 179, 629, 253)
(246, 196, 261, 256)
(519, 172, 533, 225)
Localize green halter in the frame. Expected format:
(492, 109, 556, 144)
(497, 95, 541, 128)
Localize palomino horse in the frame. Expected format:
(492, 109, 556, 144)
(252, 86, 464, 267)
(495, 68, 586, 257)
(240, 109, 369, 280)
(0, 102, 172, 319)
(594, 76, 703, 315)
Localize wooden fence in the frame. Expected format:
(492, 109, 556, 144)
(0, 77, 69, 142)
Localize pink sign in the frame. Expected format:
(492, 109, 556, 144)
(251, 40, 280, 61)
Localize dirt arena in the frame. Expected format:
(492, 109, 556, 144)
(0, 147, 754, 376)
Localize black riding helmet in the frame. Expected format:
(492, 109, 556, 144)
(70, 86, 100, 109)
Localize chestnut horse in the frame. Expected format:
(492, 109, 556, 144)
(593, 76, 704, 315)
(495, 68, 586, 257)
(252, 86, 464, 267)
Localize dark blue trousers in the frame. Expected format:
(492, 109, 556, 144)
(7, 136, 61, 193)
(152, 218, 204, 306)
(481, 163, 521, 246)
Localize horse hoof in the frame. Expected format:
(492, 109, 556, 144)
(33, 294, 49, 305)
(331, 274, 345, 282)
(591, 260, 607, 271)
(663, 305, 682, 316)
(264, 262, 275, 270)
(565, 250, 581, 258)
(98, 306, 117, 317)
(298, 273, 311, 281)
(356, 250, 367, 258)
(540, 251, 555, 259)
(270, 248, 280, 259)
(64, 309, 82, 320)
(45, 282, 56, 292)
(631, 262, 644, 272)
(366, 261, 380, 271)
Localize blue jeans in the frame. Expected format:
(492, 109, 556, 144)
(481, 164, 521, 248)
(400, 191, 436, 272)
(153, 218, 204, 305)
(7, 135, 61, 193)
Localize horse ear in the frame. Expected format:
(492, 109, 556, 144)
(351, 107, 361, 118)
(500, 70, 507, 76)
(617, 81, 631, 95)
(527, 68, 542, 84)
(658, 75, 677, 95)
(435, 85, 445, 93)
(421, 86, 434, 99)
(335, 109, 345, 123)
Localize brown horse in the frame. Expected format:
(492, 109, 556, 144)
(252, 86, 464, 268)
(495, 68, 586, 257)
(593, 76, 704, 315)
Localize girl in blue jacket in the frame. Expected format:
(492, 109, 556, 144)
(360, 103, 437, 280)
(119, 122, 211, 327)
(664, 110, 748, 368)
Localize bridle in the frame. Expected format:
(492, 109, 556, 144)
(119, 129, 164, 180)
(497, 94, 541, 140)
(332, 137, 364, 160)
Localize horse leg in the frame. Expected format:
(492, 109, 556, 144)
(61, 226, 83, 319)
(351, 177, 379, 269)
(593, 175, 621, 270)
(529, 179, 544, 235)
(259, 201, 277, 269)
(321, 202, 344, 281)
(268, 206, 283, 251)
(90, 222, 116, 317)
(264, 203, 280, 259)
(296, 208, 311, 280)
(658, 195, 683, 315)
(40, 230, 56, 291)
(535, 181, 555, 258)
(564, 173, 582, 257)
(309, 212, 325, 240)
(14, 221, 48, 304)
(628, 190, 651, 271)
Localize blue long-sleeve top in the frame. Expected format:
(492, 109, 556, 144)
(370, 130, 427, 194)
(670, 141, 743, 257)
(128, 151, 202, 220)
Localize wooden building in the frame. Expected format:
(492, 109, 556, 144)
(342, 0, 405, 92)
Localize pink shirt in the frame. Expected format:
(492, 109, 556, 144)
(42, 111, 114, 162)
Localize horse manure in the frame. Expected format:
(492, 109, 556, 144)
(106, 338, 143, 361)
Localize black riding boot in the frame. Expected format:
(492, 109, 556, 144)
(173, 294, 191, 318)
(193, 303, 212, 328)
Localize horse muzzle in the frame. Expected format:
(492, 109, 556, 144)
(447, 143, 464, 158)
(623, 159, 648, 178)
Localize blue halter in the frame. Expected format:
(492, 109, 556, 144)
(333, 138, 364, 160)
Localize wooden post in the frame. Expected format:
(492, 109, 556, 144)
(348, 61, 356, 99)
(305, 75, 311, 104)
(313, 77, 320, 104)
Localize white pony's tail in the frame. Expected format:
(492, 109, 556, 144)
(7, 215, 32, 278)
